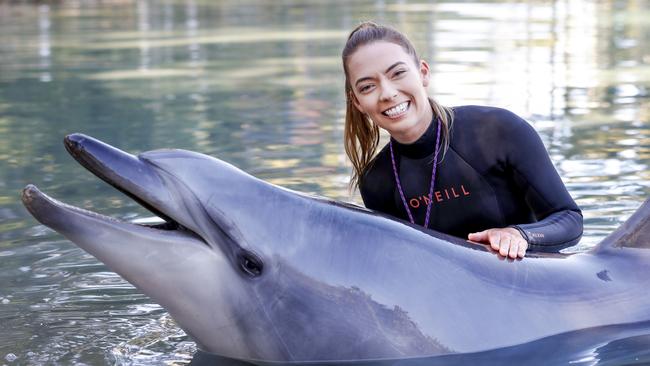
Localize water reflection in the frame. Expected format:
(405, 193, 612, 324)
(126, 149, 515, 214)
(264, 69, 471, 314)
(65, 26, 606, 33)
(0, 0, 648, 364)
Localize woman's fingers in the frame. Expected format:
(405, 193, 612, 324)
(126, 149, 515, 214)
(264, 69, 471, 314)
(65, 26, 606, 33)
(469, 228, 528, 259)
(498, 234, 510, 257)
(517, 241, 527, 258)
(507, 239, 518, 259)
(467, 230, 488, 242)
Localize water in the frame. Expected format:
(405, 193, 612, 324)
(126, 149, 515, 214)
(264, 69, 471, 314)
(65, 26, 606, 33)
(192, 320, 650, 365)
(0, 0, 648, 364)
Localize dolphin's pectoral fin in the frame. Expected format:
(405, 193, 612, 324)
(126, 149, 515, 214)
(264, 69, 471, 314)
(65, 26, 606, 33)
(595, 198, 650, 251)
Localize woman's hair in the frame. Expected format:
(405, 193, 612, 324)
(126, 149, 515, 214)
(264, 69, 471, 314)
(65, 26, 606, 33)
(342, 21, 454, 190)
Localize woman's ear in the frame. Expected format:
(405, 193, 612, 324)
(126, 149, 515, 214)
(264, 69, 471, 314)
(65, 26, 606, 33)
(419, 60, 431, 87)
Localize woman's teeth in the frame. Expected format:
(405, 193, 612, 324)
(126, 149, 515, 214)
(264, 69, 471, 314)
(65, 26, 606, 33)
(383, 102, 409, 117)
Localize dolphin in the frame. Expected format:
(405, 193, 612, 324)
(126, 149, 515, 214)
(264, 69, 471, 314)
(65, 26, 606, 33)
(21, 134, 650, 363)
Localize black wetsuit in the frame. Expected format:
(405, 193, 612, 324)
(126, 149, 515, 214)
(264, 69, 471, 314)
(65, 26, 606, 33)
(360, 105, 583, 251)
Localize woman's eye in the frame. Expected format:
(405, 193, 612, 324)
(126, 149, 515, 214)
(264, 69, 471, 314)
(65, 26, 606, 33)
(359, 85, 374, 93)
(393, 69, 407, 78)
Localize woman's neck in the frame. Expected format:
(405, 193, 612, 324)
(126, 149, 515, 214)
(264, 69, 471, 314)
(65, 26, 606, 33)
(392, 118, 432, 144)
(391, 115, 439, 159)
(391, 105, 434, 144)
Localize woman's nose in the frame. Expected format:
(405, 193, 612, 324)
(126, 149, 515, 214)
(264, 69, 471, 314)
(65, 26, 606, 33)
(379, 83, 398, 102)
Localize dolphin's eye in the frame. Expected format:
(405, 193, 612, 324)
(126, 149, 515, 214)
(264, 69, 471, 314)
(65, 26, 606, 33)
(238, 251, 263, 277)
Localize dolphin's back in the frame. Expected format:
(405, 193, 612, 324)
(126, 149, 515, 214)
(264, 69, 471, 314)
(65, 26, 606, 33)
(257, 193, 650, 358)
(594, 198, 650, 252)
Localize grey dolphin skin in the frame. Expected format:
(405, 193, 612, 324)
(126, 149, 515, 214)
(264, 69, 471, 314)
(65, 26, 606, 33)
(21, 134, 650, 364)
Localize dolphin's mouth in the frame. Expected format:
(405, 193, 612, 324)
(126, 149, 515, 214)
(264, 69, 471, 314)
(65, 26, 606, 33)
(22, 134, 199, 241)
(21, 184, 200, 241)
(63, 134, 178, 225)
(65, 133, 191, 232)
(23, 134, 264, 277)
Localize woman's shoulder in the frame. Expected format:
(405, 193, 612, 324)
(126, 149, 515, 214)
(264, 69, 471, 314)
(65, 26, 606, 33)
(449, 105, 536, 145)
(451, 105, 528, 129)
(362, 143, 392, 180)
(449, 105, 546, 162)
(358, 143, 397, 208)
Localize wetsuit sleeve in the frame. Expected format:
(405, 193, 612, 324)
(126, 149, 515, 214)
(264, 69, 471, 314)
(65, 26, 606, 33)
(505, 114, 583, 251)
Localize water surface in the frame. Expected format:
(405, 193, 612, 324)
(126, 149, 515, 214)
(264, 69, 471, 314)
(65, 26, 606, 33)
(0, 0, 648, 364)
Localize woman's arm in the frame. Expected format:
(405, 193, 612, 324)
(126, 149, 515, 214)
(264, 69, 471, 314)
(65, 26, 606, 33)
(469, 109, 583, 257)
(512, 210, 583, 251)
(507, 115, 583, 251)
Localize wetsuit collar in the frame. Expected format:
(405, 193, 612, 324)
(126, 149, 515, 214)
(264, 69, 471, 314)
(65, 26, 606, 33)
(391, 117, 439, 159)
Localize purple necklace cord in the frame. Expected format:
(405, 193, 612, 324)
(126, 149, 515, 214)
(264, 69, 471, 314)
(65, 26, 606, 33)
(389, 118, 442, 228)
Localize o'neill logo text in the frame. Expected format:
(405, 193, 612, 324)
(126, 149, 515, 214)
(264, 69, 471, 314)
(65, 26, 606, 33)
(408, 184, 470, 209)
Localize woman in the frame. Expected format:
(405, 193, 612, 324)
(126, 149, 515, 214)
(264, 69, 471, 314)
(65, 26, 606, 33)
(342, 22, 583, 259)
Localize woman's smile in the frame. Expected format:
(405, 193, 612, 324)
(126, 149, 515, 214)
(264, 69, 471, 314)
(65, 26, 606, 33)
(347, 41, 433, 143)
(382, 101, 410, 119)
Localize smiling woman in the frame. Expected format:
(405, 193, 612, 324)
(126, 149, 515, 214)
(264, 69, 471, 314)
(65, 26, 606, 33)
(342, 22, 583, 258)
(347, 41, 433, 144)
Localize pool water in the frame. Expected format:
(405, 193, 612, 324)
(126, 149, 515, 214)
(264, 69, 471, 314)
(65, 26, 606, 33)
(0, 0, 648, 364)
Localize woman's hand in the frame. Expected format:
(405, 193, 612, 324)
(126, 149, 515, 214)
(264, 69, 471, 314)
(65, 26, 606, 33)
(468, 227, 528, 259)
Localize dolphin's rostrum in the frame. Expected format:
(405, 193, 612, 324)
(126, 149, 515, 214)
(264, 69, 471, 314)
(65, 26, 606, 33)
(21, 134, 650, 363)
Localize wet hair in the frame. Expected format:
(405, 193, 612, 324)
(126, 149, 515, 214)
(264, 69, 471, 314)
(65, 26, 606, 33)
(342, 21, 453, 190)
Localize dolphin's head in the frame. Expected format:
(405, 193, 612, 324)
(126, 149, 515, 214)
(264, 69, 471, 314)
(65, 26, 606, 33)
(62, 133, 311, 274)
(23, 134, 458, 361)
(22, 134, 322, 360)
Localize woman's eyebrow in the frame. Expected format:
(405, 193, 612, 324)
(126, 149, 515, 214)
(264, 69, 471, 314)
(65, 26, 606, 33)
(384, 61, 406, 74)
(354, 61, 407, 87)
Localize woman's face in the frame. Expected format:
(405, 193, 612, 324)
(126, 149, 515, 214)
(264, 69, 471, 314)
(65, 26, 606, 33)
(347, 41, 433, 144)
